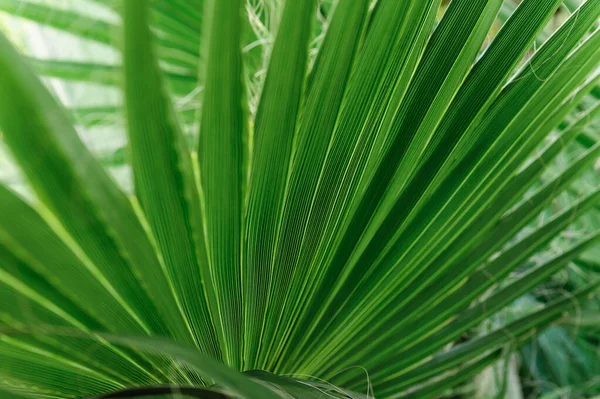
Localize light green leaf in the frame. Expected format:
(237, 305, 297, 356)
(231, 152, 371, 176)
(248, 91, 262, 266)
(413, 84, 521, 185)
(197, 0, 248, 369)
(122, 0, 220, 359)
(243, 0, 316, 370)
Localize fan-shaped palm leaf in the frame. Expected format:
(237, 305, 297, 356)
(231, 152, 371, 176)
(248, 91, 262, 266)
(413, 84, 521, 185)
(0, 0, 599, 398)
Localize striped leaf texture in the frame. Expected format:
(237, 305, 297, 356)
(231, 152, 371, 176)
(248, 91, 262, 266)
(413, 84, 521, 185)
(0, 0, 599, 398)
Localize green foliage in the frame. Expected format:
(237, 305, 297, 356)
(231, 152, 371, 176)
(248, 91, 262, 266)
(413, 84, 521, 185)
(0, 0, 598, 398)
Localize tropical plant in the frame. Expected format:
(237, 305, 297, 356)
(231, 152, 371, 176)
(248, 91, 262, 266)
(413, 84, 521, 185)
(0, 0, 599, 398)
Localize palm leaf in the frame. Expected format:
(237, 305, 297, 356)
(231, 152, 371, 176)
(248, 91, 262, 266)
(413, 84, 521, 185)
(122, 0, 220, 359)
(0, 0, 599, 398)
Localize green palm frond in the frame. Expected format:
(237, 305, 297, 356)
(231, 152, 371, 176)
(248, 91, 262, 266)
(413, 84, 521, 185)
(0, 0, 599, 398)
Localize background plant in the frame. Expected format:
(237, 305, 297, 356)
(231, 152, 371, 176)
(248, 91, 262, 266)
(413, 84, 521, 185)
(0, 0, 599, 398)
